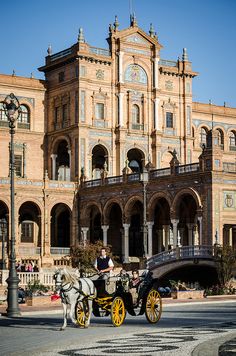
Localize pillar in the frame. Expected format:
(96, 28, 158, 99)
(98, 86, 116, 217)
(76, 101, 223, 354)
(68, 150, 71, 181)
(118, 51, 124, 83)
(229, 227, 233, 247)
(187, 223, 194, 245)
(163, 225, 170, 251)
(171, 219, 179, 248)
(154, 57, 159, 89)
(123, 224, 130, 263)
(197, 216, 203, 245)
(154, 98, 160, 130)
(118, 93, 124, 127)
(101, 225, 109, 246)
(81, 227, 89, 246)
(51, 154, 57, 180)
(157, 229, 163, 253)
(147, 221, 154, 257)
(23, 143, 27, 178)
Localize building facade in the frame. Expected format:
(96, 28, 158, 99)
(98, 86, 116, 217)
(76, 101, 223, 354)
(0, 17, 236, 269)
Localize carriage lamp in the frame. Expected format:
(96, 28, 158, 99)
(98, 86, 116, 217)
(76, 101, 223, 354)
(140, 166, 149, 258)
(3, 93, 21, 317)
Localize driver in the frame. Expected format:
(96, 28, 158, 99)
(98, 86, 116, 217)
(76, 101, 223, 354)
(94, 247, 114, 279)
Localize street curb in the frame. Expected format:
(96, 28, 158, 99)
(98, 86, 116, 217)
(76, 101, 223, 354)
(192, 331, 236, 356)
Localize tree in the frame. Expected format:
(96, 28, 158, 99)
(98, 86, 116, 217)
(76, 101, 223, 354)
(70, 240, 120, 275)
(214, 245, 236, 286)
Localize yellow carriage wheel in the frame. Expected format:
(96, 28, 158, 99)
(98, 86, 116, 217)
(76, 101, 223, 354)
(111, 296, 126, 327)
(145, 289, 162, 324)
(75, 301, 85, 327)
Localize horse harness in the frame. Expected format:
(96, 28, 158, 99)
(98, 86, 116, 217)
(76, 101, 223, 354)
(59, 279, 95, 305)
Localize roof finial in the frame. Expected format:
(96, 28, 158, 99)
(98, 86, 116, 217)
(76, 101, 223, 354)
(47, 44, 52, 56)
(78, 27, 85, 43)
(12, 69, 15, 76)
(182, 47, 188, 61)
(114, 15, 119, 30)
(149, 23, 155, 37)
(130, 12, 137, 27)
(30, 72, 34, 79)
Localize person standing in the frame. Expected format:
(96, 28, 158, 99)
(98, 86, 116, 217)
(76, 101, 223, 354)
(94, 247, 114, 279)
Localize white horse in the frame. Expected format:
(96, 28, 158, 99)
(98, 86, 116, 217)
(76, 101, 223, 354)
(53, 268, 96, 330)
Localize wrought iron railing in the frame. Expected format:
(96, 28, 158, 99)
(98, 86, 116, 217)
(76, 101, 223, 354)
(147, 245, 214, 270)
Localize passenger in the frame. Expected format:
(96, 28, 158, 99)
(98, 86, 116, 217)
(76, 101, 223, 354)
(130, 270, 141, 289)
(94, 247, 114, 279)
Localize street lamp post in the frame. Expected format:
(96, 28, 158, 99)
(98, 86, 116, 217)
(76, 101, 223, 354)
(3, 93, 21, 317)
(140, 166, 149, 258)
(0, 219, 7, 270)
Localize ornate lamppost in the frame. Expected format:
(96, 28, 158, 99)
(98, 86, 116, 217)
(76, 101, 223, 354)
(0, 218, 7, 270)
(3, 93, 21, 317)
(140, 166, 149, 258)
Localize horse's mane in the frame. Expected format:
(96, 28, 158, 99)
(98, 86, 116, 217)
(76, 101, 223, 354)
(58, 268, 80, 284)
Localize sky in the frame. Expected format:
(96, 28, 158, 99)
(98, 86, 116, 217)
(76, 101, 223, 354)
(0, 0, 236, 107)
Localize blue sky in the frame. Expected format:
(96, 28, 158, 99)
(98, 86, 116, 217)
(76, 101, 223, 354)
(1, 0, 236, 107)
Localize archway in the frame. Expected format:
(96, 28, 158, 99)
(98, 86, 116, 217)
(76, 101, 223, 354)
(107, 203, 122, 257)
(19, 202, 41, 246)
(56, 140, 70, 181)
(129, 201, 144, 257)
(176, 194, 198, 246)
(152, 198, 171, 254)
(92, 144, 108, 179)
(51, 203, 71, 247)
(127, 148, 144, 173)
(89, 205, 102, 243)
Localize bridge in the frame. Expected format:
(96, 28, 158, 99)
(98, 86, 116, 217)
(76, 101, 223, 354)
(147, 245, 217, 281)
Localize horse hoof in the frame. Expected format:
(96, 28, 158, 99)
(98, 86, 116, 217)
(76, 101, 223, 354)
(60, 327, 65, 331)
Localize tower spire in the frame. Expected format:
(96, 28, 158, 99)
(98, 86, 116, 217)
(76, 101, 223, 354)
(78, 28, 85, 43)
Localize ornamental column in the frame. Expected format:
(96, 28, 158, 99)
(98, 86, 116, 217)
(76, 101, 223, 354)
(51, 154, 57, 180)
(187, 223, 194, 245)
(123, 224, 130, 263)
(171, 219, 179, 248)
(154, 98, 160, 130)
(101, 225, 109, 246)
(163, 225, 170, 250)
(81, 227, 89, 246)
(197, 217, 203, 245)
(147, 221, 154, 257)
(118, 93, 124, 127)
(118, 51, 124, 83)
(153, 57, 159, 89)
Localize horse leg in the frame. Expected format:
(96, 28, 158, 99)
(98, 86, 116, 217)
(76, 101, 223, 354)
(85, 299, 93, 327)
(60, 302, 67, 331)
(70, 300, 78, 325)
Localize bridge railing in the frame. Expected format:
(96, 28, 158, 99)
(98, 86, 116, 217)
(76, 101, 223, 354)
(147, 245, 214, 270)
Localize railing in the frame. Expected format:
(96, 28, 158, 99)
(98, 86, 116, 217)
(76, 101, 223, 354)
(150, 167, 171, 178)
(50, 247, 70, 255)
(223, 162, 236, 173)
(94, 120, 108, 128)
(19, 246, 41, 255)
(84, 179, 101, 188)
(176, 163, 200, 174)
(127, 173, 140, 182)
(159, 59, 177, 67)
(105, 175, 123, 185)
(131, 123, 144, 130)
(89, 47, 110, 57)
(147, 245, 214, 270)
(229, 146, 236, 152)
(18, 122, 30, 130)
(50, 48, 72, 61)
(0, 120, 9, 127)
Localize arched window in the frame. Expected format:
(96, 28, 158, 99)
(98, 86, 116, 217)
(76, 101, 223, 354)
(18, 105, 30, 129)
(132, 104, 140, 124)
(200, 127, 208, 146)
(166, 112, 173, 128)
(0, 102, 8, 127)
(229, 131, 236, 151)
(215, 129, 224, 149)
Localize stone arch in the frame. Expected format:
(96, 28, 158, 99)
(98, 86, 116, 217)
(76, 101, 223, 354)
(103, 199, 123, 225)
(104, 201, 123, 256)
(0, 200, 9, 267)
(124, 195, 143, 222)
(91, 144, 109, 178)
(50, 203, 72, 247)
(50, 134, 72, 153)
(172, 188, 202, 215)
(126, 147, 145, 173)
(148, 192, 172, 222)
(18, 201, 42, 246)
(80, 201, 102, 226)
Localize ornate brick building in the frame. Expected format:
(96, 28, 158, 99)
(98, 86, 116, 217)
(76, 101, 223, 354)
(0, 17, 235, 269)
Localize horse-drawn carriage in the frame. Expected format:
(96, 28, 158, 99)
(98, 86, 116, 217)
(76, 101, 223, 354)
(75, 270, 162, 327)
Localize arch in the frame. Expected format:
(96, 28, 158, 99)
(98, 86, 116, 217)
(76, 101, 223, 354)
(83, 203, 102, 244)
(148, 192, 172, 222)
(52, 139, 71, 181)
(0, 201, 9, 268)
(92, 144, 109, 178)
(215, 128, 224, 148)
(51, 135, 72, 153)
(127, 148, 145, 173)
(172, 188, 202, 214)
(132, 104, 140, 124)
(0, 102, 8, 122)
(19, 201, 42, 245)
(18, 104, 30, 129)
(106, 202, 123, 256)
(124, 195, 143, 221)
(124, 64, 147, 85)
(80, 202, 102, 224)
(199, 126, 209, 147)
(50, 203, 72, 247)
(103, 199, 123, 224)
(229, 130, 236, 149)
